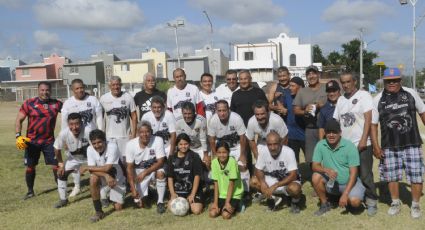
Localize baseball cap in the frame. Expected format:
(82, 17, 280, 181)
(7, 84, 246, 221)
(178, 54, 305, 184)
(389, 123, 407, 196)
(306, 65, 319, 74)
(290, 77, 305, 87)
(326, 80, 340, 92)
(324, 119, 341, 133)
(383, 68, 401, 80)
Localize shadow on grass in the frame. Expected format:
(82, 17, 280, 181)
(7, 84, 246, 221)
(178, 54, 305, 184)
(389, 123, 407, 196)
(377, 181, 415, 206)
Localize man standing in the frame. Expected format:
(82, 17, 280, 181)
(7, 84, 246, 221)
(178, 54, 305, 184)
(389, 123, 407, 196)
(318, 80, 340, 139)
(293, 65, 327, 165)
(333, 72, 377, 216)
(251, 131, 302, 213)
(61, 78, 103, 197)
(134, 72, 166, 121)
(167, 68, 205, 118)
(199, 72, 219, 123)
(371, 68, 425, 218)
(231, 70, 268, 126)
(267, 66, 291, 118)
(312, 119, 365, 216)
(100, 76, 137, 160)
(216, 70, 239, 105)
(15, 81, 62, 199)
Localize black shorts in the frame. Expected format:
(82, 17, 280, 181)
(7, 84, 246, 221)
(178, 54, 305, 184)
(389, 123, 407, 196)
(24, 142, 57, 167)
(178, 191, 204, 204)
(218, 198, 240, 211)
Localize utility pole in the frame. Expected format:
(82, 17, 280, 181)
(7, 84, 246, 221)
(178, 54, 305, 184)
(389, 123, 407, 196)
(359, 28, 364, 90)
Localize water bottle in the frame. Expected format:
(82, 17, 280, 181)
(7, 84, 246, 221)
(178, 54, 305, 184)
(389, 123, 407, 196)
(326, 178, 335, 189)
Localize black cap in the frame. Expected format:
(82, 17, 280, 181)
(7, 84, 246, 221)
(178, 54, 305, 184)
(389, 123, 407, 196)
(306, 65, 319, 74)
(326, 80, 340, 92)
(324, 119, 341, 133)
(290, 77, 305, 88)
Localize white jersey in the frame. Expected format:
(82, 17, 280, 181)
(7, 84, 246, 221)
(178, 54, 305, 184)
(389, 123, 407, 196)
(141, 110, 176, 149)
(61, 94, 103, 131)
(333, 90, 373, 146)
(100, 92, 136, 139)
(166, 83, 202, 118)
(215, 84, 239, 105)
(246, 112, 288, 145)
(208, 112, 246, 151)
(125, 136, 165, 169)
(54, 128, 90, 162)
(87, 142, 125, 183)
(200, 90, 219, 123)
(175, 115, 207, 152)
(255, 145, 298, 180)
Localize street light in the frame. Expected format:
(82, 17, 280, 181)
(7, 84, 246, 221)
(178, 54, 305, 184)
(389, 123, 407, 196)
(203, 10, 213, 49)
(167, 19, 185, 68)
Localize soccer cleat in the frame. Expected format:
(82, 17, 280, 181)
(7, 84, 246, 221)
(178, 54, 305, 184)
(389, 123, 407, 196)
(290, 202, 301, 214)
(157, 202, 166, 214)
(266, 196, 282, 211)
(411, 206, 422, 219)
(252, 192, 266, 203)
(101, 199, 110, 208)
(68, 187, 80, 197)
(314, 202, 331, 216)
(54, 199, 68, 209)
(90, 211, 105, 223)
(23, 191, 35, 200)
(387, 200, 401, 216)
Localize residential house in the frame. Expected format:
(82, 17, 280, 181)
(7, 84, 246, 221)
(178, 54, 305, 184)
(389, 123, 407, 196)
(0, 56, 26, 82)
(141, 48, 169, 79)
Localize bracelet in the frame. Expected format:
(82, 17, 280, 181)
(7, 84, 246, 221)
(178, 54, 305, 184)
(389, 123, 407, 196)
(15, 132, 21, 138)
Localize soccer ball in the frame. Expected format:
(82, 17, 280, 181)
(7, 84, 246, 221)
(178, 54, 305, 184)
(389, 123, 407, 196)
(170, 197, 189, 216)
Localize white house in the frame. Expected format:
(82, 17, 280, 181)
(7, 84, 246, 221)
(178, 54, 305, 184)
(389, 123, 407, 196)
(230, 33, 318, 82)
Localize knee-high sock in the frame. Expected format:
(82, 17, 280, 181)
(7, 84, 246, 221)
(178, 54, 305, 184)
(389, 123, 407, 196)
(71, 171, 80, 189)
(57, 179, 68, 200)
(156, 178, 166, 204)
(25, 167, 36, 192)
(240, 170, 250, 193)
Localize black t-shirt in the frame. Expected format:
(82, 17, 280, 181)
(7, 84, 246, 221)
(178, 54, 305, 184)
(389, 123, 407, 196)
(134, 89, 167, 120)
(230, 86, 267, 126)
(167, 150, 203, 195)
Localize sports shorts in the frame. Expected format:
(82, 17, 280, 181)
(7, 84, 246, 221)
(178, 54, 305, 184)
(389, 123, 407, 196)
(24, 142, 57, 166)
(265, 175, 301, 196)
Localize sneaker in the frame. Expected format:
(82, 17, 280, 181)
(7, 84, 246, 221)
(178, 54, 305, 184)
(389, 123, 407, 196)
(157, 202, 166, 214)
(68, 186, 80, 197)
(54, 199, 68, 209)
(101, 199, 110, 208)
(266, 196, 282, 211)
(411, 206, 422, 219)
(314, 202, 331, 216)
(290, 202, 301, 214)
(90, 211, 105, 223)
(388, 200, 401, 216)
(23, 191, 35, 200)
(252, 192, 265, 203)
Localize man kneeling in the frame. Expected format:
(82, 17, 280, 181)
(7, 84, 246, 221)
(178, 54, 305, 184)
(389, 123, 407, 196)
(312, 119, 365, 216)
(80, 129, 126, 222)
(251, 131, 302, 213)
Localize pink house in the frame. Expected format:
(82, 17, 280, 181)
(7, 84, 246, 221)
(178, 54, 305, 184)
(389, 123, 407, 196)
(15, 53, 70, 81)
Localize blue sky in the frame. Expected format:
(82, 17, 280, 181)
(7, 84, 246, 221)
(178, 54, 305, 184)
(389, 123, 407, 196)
(0, 0, 424, 74)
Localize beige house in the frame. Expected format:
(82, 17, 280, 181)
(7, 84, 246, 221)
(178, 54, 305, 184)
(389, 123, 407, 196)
(141, 48, 169, 79)
(113, 59, 153, 83)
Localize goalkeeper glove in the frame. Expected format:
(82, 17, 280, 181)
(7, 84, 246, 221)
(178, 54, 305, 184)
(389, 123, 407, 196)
(16, 133, 31, 150)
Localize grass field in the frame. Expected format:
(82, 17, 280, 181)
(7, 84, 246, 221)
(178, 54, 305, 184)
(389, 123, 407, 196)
(0, 101, 424, 230)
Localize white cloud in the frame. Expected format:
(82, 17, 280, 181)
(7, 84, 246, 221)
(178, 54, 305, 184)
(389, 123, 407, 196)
(187, 0, 284, 24)
(34, 30, 61, 47)
(34, 0, 143, 29)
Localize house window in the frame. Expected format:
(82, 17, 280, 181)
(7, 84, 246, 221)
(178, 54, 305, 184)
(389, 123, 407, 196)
(70, 66, 79, 74)
(22, 69, 29, 75)
(244, 51, 254, 61)
(121, 63, 130, 71)
(157, 63, 163, 78)
(289, 54, 296, 66)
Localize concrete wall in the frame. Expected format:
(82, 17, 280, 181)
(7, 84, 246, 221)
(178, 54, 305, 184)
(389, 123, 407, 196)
(167, 58, 208, 82)
(16, 66, 50, 81)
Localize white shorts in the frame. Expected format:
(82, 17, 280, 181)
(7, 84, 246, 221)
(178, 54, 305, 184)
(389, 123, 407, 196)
(265, 175, 301, 196)
(229, 145, 241, 161)
(64, 158, 86, 171)
(192, 147, 210, 161)
(134, 168, 161, 197)
(100, 179, 126, 204)
(108, 137, 129, 161)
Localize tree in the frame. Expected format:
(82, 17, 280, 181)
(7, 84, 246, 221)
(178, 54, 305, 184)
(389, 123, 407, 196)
(312, 45, 328, 65)
(327, 51, 343, 66)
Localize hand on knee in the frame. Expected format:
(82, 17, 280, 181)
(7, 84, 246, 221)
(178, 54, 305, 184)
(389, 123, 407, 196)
(222, 210, 232, 219)
(209, 207, 219, 218)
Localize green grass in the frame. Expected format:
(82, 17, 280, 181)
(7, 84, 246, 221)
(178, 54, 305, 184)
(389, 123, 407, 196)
(0, 101, 424, 230)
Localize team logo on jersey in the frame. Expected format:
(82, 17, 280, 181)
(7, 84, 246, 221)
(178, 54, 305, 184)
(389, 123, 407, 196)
(352, 99, 358, 105)
(341, 112, 356, 127)
(149, 149, 155, 156)
(279, 161, 285, 167)
(184, 160, 189, 166)
(186, 92, 190, 97)
(229, 126, 235, 131)
(214, 96, 218, 101)
(43, 104, 48, 109)
(162, 123, 167, 127)
(121, 100, 126, 105)
(195, 128, 200, 133)
(52, 104, 57, 109)
(87, 102, 91, 107)
(401, 93, 408, 102)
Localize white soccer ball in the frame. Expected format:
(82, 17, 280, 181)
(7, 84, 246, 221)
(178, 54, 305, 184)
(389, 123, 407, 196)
(170, 197, 189, 216)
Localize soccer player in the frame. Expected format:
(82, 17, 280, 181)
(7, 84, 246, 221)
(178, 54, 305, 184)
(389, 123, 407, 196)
(126, 121, 166, 213)
(175, 102, 209, 169)
(208, 100, 249, 194)
(167, 68, 205, 118)
(61, 78, 103, 197)
(134, 72, 167, 121)
(100, 76, 137, 160)
(199, 72, 219, 123)
(53, 113, 90, 208)
(80, 129, 126, 222)
(209, 141, 244, 219)
(215, 69, 239, 105)
(251, 131, 302, 213)
(168, 133, 204, 215)
(267, 66, 291, 118)
(15, 81, 62, 200)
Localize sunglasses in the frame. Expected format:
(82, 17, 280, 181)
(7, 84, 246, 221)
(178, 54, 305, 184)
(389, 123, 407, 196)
(384, 79, 401, 84)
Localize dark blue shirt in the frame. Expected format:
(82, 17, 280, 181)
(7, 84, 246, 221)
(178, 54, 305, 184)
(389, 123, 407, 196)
(318, 100, 336, 129)
(283, 91, 305, 141)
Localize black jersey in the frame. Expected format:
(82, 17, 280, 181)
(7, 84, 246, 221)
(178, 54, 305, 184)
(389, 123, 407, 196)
(168, 150, 203, 195)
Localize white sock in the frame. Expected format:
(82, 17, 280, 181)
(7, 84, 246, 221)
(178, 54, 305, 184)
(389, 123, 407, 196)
(71, 171, 80, 189)
(292, 197, 300, 203)
(156, 178, 166, 204)
(392, 199, 401, 204)
(240, 170, 250, 193)
(57, 179, 67, 200)
(412, 201, 420, 208)
(100, 186, 110, 200)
